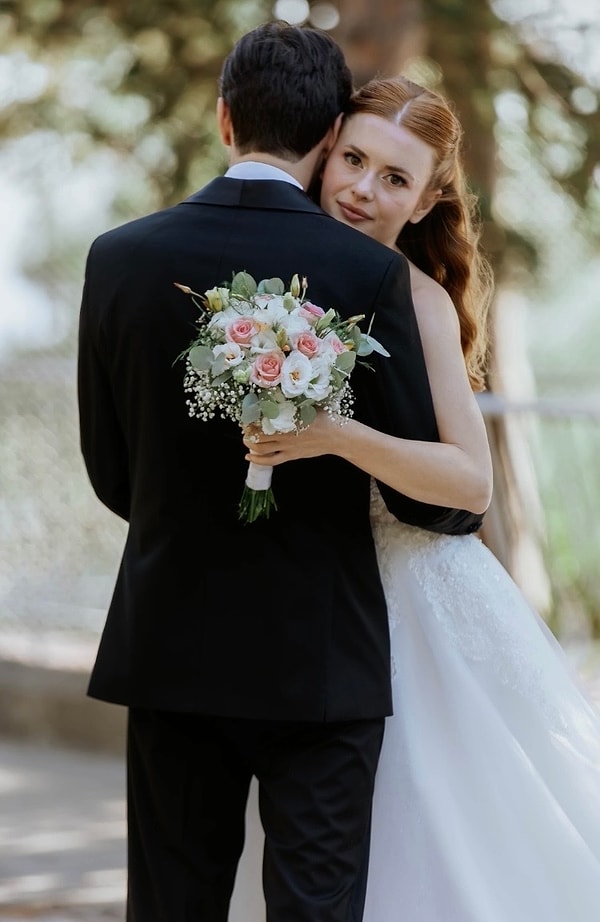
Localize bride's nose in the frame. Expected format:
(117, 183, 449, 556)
(351, 173, 375, 201)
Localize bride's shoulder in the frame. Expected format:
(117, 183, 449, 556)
(405, 259, 460, 338)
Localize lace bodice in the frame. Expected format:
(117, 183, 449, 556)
(369, 482, 564, 725)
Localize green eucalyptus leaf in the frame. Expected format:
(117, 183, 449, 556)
(212, 370, 233, 385)
(335, 350, 357, 372)
(257, 277, 285, 295)
(241, 392, 259, 410)
(363, 334, 390, 357)
(211, 354, 228, 376)
(300, 403, 317, 426)
(259, 399, 280, 419)
(329, 368, 344, 389)
(241, 393, 260, 425)
(188, 344, 213, 372)
(231, 271, 257, 298)
(240, 404, 260, 425)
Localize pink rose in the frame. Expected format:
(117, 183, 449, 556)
(294, 331, 321, 359)
(250, 351, 284, 387)
(324, 332, 346, 355)
(226, 317, 258, 345)
(299, 301, 325, 321)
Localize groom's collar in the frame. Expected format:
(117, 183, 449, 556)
(224, 161, 303, 189)
(182, 177, 325, 216)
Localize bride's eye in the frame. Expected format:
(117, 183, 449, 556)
(386, 173, 405, 187)
(344, 151, 362, 167)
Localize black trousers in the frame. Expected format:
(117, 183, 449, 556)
(126, 708, 384, 922)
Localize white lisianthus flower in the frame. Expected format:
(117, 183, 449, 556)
(212, 342, 245, 367)
(261, 401, 297, 434)
(249, 330, 280, 354)
(306, 355, 334, 400)
(278, 310, 312, 338)
(208, 306, 242, 332)
(254, 297, 288, 327)
(280, 351, 313, 398)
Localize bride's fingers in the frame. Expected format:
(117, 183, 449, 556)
(243, 439, 282, 456)
(245, 450, 286, 466)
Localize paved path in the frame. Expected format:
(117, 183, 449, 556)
(0, 739, 126, 921)
(0, 738, 264, 922)
(0, 641, 598, 921)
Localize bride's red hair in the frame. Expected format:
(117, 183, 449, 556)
(349, 77, 493, 391)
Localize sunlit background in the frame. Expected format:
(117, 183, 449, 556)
(0, 0, 599, 914)
(1, 0, 600, 672)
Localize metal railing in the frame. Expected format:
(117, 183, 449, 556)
(1, 359, 599, 646)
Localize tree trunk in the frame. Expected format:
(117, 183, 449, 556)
(332, 0, 425, 86)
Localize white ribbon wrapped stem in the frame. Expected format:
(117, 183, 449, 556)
(245, 462, 273, 491)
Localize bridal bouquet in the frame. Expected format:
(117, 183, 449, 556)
(175, 271, 389, 523)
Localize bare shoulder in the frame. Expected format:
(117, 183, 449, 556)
(407, 260, 461, 343)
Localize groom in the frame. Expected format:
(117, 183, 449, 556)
(78, 20, 483, 922)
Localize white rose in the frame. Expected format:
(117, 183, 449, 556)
(212, 342, 245, 367)
(261, 401, 297, 434)
(280, 351, 313, 398)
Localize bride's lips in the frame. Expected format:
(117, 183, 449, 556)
(336, 201, 372, 223)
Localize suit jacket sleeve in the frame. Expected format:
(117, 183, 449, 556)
(77, 242, 131, 521)
(355, 255, 484, 536)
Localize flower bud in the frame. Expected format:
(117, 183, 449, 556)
(204, 286, 230, 312)
(174, 282, 202, 297)
(232, 365, 251, 384)
(290, 274, 301, 298)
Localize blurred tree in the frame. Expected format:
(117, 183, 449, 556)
(334, 0, 600, 616)
(1, 0, 599, 617)
(0, 0, 271, 206)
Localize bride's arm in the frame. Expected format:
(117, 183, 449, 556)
(244, 280, 493, 515)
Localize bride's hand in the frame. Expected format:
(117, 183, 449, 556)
(243, 410, 346, 466)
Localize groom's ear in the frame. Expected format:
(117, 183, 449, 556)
(321, 113, 343, 158)
(408, 188, 442, 225)
(216, 97, 234, 147)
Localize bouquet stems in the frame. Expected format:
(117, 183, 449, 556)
(238, 461, 277, 523)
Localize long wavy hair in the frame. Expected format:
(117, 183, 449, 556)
(348, 76, 493, 391)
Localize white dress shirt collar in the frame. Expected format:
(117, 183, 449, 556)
(224, 161, 303, 190)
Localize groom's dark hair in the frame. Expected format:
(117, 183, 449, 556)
(219, 20, 353, 160)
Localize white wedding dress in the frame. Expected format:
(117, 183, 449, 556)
(229, 486, 600, 922)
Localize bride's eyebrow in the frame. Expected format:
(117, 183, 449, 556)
(346, 144, 414, 181)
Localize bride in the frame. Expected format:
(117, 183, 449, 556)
(240, 75, 600, 921)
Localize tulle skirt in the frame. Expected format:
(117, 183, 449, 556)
(229, 501, 600, 921)
(364, 507, 600, 921)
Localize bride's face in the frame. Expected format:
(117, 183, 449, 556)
(320, 112, 439, 249)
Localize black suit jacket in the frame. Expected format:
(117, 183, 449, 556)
(78, 178, 483, 721)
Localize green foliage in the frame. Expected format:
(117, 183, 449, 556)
(231, 271, 258, 299)
(0, 0, 271, 206)
(422, 0, 600, 274)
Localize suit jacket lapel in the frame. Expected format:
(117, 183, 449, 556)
(182, 177, 326, 215)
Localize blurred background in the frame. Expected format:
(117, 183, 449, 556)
(0, 0, 599, 915)
(2, 0, 600, 660)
